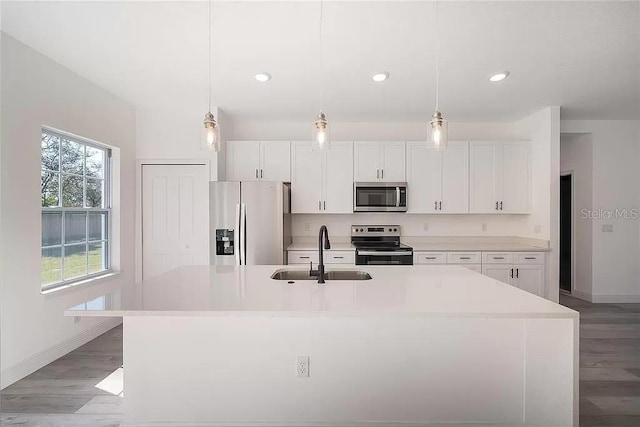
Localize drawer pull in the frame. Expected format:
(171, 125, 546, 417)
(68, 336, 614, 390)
(299, 256, 310, 259)
(460, 257, 471, 260)
(333, 256, 344, 259)
(524, 257, 537, 260)
(493, 256, 505, 260)
(424, 256, 437, 260)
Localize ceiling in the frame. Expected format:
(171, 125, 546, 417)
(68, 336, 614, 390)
(2, 1, 639, 122)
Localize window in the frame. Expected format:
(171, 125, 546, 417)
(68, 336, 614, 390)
(41, 130, 111, 289)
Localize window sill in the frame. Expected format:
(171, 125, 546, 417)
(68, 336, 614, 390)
(41, 271, 122, 297)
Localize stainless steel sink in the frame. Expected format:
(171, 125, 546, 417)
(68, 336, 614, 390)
(271, 269, 372, 281)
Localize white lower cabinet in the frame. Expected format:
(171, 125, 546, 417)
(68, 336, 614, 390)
(288, 250, 355, 265)
(482, 264, 515, 284)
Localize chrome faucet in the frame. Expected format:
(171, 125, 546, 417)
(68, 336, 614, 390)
(309, 225, 331, 284)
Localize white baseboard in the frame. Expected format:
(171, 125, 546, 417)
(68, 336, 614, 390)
(591, 293, 640, 303)
(1, 318, 122, 389)
(570, 289, 593, 302)
(123, 422, 480, 427)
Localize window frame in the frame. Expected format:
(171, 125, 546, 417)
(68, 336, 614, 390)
(40, 128, 113, 291)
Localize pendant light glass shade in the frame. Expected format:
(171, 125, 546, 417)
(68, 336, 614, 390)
(312, 111, 331, 151)
(427, 110, 448, 151)
(202, 112, 220, 152)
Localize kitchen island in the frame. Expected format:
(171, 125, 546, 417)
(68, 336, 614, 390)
(66, 265, 578, 427)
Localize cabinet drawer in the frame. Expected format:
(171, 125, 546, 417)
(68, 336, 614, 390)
(414, 252, 447, 264)
(288, 251, 318, 265)
(482, 252, 514, 264)
(447, 252, 481, 264)
(514, 252, 545, 265)
(325, 251, 355, 264)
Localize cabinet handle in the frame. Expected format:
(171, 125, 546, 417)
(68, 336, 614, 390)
(260, 169, 263, 179)
(435, 201, 438, 210)
(495, 201, 499, 210)
(500, 201, 503, 210)
(318, 201, 321, 211)
(333, 256, 344, 259)
(516, 268, 519, 278)
(300, 256, 310, 259)
(524, 257, 536, 260)
(460, 257, 471, 260)
(323, 201, 326, 210)
(510, 268, 514, 278)
(425, 256, 436, 260)
(439, 201, 442, 210)
(494, 256, 505, 260)
(381, 169, 384, 179)
(255, 169, 259, 179)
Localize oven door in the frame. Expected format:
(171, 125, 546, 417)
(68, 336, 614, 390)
(354, 183, 407, 212)
(355, 250, 414, 265)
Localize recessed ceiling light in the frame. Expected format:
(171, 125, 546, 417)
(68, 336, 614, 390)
(255, 72, 272, 82)
(372, 72, 389, 82)
(489, 71, 510, 82)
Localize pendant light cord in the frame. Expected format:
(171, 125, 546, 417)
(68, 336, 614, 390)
(435, 0, 440, 112)
(319, 0, 324, 112)
(208, 0, 212, 112)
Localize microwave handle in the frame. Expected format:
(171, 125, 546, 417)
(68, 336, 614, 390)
(396, 187, 400, 207)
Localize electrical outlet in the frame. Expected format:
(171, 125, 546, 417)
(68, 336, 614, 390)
(296, 356, 309, 377)
(423, 223, 429, 232)
(602, 224, 614, 233)
(534, 225, 542, 234)
(304, 223, 311, 232)
(481, 223, 487, 232)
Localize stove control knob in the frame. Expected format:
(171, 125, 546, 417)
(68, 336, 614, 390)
(388, 228, 392, 232)
(394, 228, 398, 232)
(360, 228, 364, 232)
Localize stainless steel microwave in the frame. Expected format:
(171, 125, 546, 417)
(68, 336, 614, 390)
(353, 183, 407, 212)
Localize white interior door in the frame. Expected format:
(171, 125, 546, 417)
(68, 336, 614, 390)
(380, 142, 406, 182)
(500, 142, 530, 213)
(441, 141, 469, 213)
(260, 141, 291, 182)
(142, 164, 209, 280)
(324, 141, 354, 213)
(227, 141, 260, 181)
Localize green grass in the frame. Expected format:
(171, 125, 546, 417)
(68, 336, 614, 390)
(42, 247, 105, 285)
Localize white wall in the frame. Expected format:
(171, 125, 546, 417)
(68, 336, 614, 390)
(561, 120, 640, 302)
(0, 35, 136, 388)
(560, 133, 593, 300)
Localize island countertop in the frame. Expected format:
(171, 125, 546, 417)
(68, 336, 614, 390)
(65, 265, 576, 319)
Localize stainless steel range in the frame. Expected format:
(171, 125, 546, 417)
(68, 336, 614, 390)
(351, 225, 413, 265)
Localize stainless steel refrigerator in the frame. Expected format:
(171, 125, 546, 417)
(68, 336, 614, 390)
(210, 181, 291, 266)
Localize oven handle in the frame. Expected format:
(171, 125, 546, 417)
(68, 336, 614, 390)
(358, 251, 413, 256)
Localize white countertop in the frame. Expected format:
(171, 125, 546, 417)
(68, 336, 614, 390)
(65, 265, 575, 319)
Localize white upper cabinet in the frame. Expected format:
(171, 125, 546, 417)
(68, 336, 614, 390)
(291, 141, 354, 214)
(226, 141, 261, 181)
(469, 141, 530, 214)
(354, 142, 406, 182)
(227, 141, 290, 182)
(291, 142, 323, 213)
(324, 141, 354, 213)
(406, 141, 468, 213)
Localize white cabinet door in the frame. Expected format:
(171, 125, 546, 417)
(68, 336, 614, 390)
(380, 142, 406, 182)
(514, 265, 544, 297)
(353, 142, 381, 182)
(441, 141, 469, 213)
(406, 142, 441, 213)
(227, 141, 260, 181)
(260, 141, 291, 182)
(481, 264, 513, 284)
(500, 142, 530, 213)
(469, 142, 500, 213)
(291, 142, 323, 213)
(324, 141, 354, 213)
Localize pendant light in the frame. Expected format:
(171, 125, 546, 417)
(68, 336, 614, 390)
(202, 0, 220, 152)
(427, 0, 448, 151)
(312, 0, 331, 151)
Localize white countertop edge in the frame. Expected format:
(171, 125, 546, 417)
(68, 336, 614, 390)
(65, 310, 578, 319)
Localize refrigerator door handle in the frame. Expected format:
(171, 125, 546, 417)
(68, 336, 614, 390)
(240, 203, 247, 265)
(234, 203, 241, 265)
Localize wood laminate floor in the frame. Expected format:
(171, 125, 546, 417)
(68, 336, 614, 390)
(1, 296, 639, 426)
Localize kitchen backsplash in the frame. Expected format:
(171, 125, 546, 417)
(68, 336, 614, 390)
(291, 213, 536, 238)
